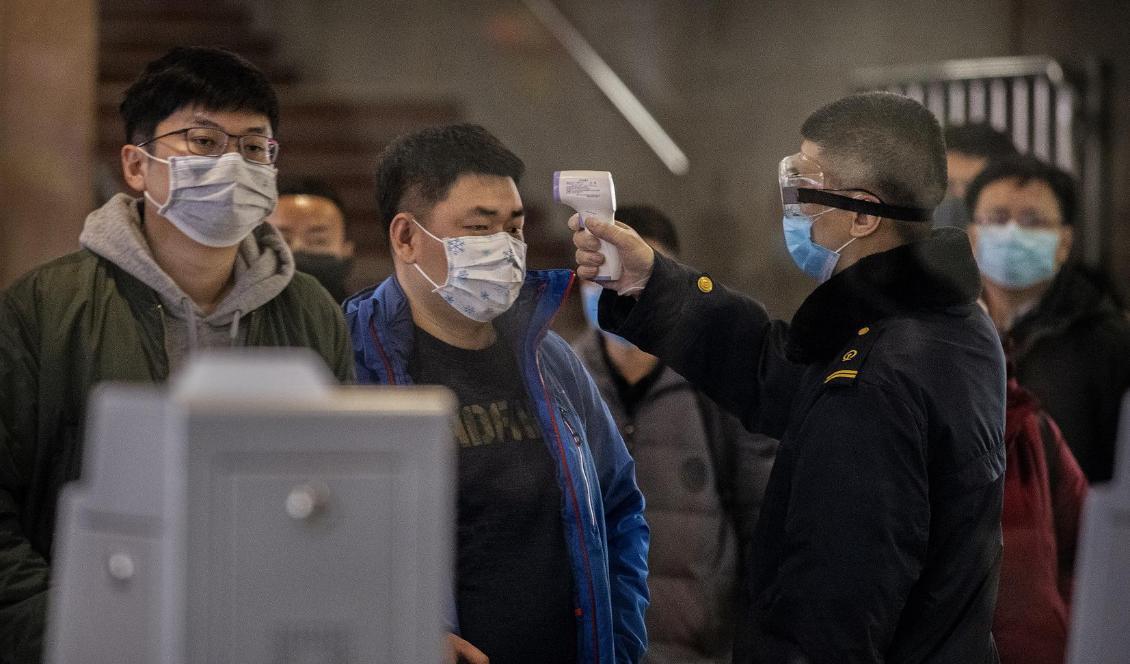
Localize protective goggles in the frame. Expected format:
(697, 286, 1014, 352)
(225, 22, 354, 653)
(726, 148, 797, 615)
(778, 152, 932, 222)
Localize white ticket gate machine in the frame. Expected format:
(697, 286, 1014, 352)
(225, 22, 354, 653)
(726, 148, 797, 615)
(46, 350, 454, 664)
(1068, 392, 1130, 663)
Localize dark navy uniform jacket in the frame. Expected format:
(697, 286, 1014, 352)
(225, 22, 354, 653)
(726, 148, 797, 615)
(599, 227, 1006, 664)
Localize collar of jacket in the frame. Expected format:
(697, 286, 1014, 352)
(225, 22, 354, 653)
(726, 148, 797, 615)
(344, 269, 576, 384)
(1009, 262, 1124, 355)
(786, 226, 982, 364)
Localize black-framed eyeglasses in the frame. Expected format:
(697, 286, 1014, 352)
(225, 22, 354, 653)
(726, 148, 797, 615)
(137, 127, 279, 165)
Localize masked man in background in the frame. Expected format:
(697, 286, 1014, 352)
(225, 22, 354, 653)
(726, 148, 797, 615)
(966, 155, 1130, 483)
(574, 204, 776, 664)
(268, 177, 356, 302)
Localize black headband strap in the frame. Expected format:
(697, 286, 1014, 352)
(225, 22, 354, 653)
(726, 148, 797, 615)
(785, 187, 933, 222)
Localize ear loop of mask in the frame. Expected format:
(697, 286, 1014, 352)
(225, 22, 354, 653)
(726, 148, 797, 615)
(836, 193, 887, 255)
(815, 196, 876, 255)
(138, 148, 174, 210)
(409, 217, 448, 292)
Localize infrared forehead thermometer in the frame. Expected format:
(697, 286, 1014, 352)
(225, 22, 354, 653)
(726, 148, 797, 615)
(553, 170, 621, 281)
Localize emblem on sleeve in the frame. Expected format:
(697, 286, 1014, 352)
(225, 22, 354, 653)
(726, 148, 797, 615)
(824, 369, 859, 384)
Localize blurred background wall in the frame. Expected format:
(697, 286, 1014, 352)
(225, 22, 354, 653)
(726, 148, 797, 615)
(0, 0, 97, 288)
(0, 0, 1125, 325)
(242, 0, 1014, 315)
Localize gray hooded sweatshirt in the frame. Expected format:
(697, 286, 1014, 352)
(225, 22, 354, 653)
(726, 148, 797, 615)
(79, 193, 295, 374)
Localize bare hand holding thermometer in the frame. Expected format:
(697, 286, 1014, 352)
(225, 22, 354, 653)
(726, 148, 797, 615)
(554, 170, 621, 281)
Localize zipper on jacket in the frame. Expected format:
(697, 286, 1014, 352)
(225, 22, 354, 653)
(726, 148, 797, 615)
(155, 302, 171, 378)
(560, 404, 597, 527)
(530, 275, 601, 663)
(367, 314, 398, 385)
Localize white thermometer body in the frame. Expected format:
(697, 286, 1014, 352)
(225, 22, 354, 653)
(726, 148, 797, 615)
(553, 170, 621, 281)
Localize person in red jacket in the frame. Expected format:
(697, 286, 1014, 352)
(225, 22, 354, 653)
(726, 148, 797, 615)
(995, 376, 1088, 664)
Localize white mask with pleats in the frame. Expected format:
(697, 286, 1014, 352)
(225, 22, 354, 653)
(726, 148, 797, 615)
(412, 218, 527, 322)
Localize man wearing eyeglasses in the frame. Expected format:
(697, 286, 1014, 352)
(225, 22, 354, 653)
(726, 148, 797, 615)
(0, 46, 352, 661)
(967, 155, 1130, 485)
(572, 92, 1006, 663)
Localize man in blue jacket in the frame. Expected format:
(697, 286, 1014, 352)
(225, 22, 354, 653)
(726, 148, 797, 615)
(345, 124, 648, 664)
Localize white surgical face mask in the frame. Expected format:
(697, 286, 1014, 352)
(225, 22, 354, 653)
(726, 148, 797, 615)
(142, 151, 278, 247)
(411, 218, 527, 322)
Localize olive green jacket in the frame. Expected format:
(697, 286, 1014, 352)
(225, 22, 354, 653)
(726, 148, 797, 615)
(0, 249, 353, 663)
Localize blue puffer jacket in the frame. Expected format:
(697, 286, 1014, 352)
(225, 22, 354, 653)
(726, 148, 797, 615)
(344, 269, 649, 664)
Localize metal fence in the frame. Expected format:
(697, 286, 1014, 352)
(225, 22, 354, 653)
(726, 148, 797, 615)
(853, 56, 1108, 268)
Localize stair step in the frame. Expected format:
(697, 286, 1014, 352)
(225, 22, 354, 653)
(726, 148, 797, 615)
(101, 17, 264, 47)
(99, 46, 295, 84)
(100, 0, 248, 23)
(101, 33, 277, 57)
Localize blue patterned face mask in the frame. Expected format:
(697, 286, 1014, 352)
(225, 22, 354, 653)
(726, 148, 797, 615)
(975, 222, 1060, 289)
(412, 218, 527, 322)
(782, 211, 856, 283)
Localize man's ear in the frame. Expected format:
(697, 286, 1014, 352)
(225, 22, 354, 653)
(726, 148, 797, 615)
(1056, 225, 1074, 266)
(120, 144, 147, 193)
(849, 193, 884, 238)
(389, 213, 418, 264)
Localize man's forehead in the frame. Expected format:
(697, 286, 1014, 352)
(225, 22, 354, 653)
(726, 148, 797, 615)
(799, 139, 823, 161)
(798, 140, 840, 177)
(157, 105, 272, 134)
(441, 174, 523, 210)
(274, 195, 346, 228)
(448, 172, 519, 194)
(978, 177, 1057, 203)
(282, 194, 341, 213)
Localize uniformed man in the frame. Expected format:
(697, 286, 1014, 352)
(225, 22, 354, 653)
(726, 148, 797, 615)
(570, 92, 1007, 664)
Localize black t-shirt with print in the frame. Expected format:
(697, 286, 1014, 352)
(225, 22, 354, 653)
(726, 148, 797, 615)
(410, 326, 577, 664)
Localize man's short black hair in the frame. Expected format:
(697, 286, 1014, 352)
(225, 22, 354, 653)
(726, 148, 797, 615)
(616, 205, 680, 255)
(965, 155, 1078, 226)
(801, 91, 948, 211)
(119, 46, 280, 144)
(944, 123, 1018, 159)
(277, 177, 346, 216)
(374, 123, 524, 224)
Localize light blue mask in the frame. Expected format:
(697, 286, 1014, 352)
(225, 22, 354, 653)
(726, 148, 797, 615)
(975, 222, 1061, 289)
(782, 212, 855, 283)
(580, 282, 634, 348)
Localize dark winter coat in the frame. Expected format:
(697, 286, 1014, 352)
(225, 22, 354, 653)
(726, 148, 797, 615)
(575, 332, 777, 663)
(0, 247, 353, 663)
(598, 228, 1007, 664)
(1008, 264, 1130, 483)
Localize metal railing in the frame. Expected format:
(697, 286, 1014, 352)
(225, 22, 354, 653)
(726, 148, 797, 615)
(854, 56, 1108, 267)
